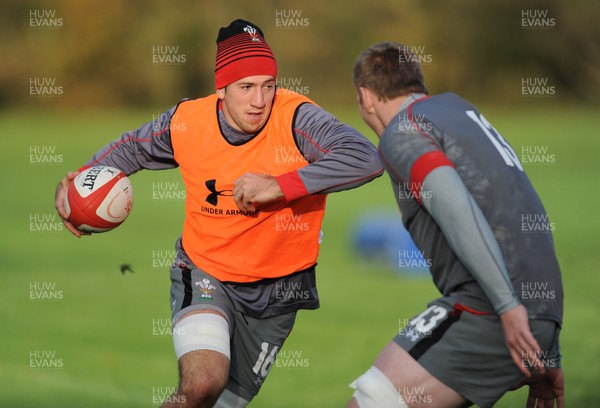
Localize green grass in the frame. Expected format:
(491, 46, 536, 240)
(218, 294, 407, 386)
(1, 105, 598, 407)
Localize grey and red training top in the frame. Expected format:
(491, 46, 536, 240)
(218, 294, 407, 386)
(380, 92, 563, 325)
(84, 97, 383, 199)
(82, 91, 384, 317)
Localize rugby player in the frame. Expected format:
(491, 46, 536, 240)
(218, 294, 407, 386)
(55, 20, 383, 407)
(347, 42, 564, 408)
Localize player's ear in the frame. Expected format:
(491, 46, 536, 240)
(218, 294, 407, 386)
(216, 87, 226, 100)
(358, 87, 375, 114)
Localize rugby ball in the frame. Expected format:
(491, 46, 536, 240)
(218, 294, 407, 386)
(65, 166, 133, 233)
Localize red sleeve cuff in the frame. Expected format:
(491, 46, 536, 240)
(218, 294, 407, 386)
(276, 171, 308, 201)
(409, 150, 455, 205)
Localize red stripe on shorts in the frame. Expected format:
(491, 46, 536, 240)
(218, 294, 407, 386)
(454, 302, 490, 316)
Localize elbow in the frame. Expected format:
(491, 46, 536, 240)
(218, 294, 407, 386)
(357, 162, 385, 186)
(367, 154, 385, 181)
(370, 166, 385, 183)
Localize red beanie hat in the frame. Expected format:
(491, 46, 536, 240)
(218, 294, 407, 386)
(215, 19, 277, 89)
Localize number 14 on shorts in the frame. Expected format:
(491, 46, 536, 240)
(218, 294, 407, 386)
(252, 342, 279, 378)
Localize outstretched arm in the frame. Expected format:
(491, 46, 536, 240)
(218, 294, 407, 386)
(81, 104, 179, 175)
(55, 104, 180, 236)
(233, 103, 384, 210)
(276, 103, 384, 201)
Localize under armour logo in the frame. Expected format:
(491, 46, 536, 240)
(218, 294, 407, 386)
(205, 179, 233, 206)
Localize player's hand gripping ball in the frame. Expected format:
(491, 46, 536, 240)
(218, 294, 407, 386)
(65, 166, 133, 233)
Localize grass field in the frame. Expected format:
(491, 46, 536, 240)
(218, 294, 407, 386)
(1, 104, 598, 407)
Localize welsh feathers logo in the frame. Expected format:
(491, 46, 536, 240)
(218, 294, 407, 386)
(195, 278, 216, 299)
(243, 25, 261, 42)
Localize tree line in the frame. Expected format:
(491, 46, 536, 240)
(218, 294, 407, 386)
(1, 0, 597, 110)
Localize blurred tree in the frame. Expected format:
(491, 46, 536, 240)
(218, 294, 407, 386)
(0, 0, 597, 110)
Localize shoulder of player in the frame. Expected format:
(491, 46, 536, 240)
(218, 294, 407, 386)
(398, 92, 479, 134)
(416, 92, 476, 112)
(291, 102, 337, 129)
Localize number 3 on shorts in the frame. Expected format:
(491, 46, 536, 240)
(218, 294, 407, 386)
(411, 305, 448, 334)
(252, 342, 279, 378)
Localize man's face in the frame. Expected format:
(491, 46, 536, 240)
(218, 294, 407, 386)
(217, 75, 276, 134)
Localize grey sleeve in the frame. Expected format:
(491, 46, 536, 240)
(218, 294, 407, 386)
(84, 105, 180, 175)
(421, 166, 520, 315)
(291, 103, 384, 195)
